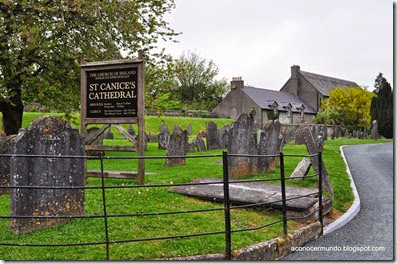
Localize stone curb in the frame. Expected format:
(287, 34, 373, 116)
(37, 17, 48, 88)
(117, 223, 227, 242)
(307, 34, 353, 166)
(322, 146, 361, 235)
(168, 222, 322, 261)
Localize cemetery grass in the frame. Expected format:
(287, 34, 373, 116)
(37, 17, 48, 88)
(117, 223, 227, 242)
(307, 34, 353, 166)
(0, 112, 391, 260)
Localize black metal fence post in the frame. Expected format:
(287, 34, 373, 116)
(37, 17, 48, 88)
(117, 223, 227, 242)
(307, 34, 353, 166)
(280, 152, 288, 236)
(100, 154, 110, 260)
(222, 151, 232, 260)
(318, 152, 324, 236)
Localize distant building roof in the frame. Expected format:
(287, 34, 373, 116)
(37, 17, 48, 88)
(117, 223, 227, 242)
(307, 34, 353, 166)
(242, 86, 316, 114)
(300, 71, 359, 96)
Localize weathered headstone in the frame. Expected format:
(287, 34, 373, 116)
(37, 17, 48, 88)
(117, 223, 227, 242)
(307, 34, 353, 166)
(218, 124, 230, 148)
(187, 124, 193, 136)
(103, 128, 114, 139)
(0, 134, 15, 195)
(294, 130, 305, 145)
(227, 113, 258, 179)
(188, 141, 197, 152)
(258, 120, 281, 173)
(128, 124, 135, 136)
(86, 127, 105, 156)
(353, 130, 357, 138)
(300, 122, 334, 198)
(157, 123, 170, 149)
(359, 131, 364, 139)
(10, 117, 85, 234)
(330, 125, 335, 140)
(196, 135, 206, 151)
(206, 121, 220, 150)
(316, 135, 324, 152)
(290, 158, 312, 180)
(371, 120, 379, 140)
(322, 125, 328, 140)
(147, 132, 157, 142)
(165, 125, 188, 166)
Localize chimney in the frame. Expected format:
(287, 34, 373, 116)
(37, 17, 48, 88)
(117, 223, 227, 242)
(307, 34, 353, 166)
(289, 65, 300, 96)
(291, 65, 300, 78)
(231, 77, 244, 90)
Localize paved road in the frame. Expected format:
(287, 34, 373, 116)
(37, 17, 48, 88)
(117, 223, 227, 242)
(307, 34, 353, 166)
(283, 142, 393, 261)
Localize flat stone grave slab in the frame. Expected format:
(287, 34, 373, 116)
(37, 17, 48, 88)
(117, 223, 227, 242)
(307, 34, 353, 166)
(170, 178, 331, 216)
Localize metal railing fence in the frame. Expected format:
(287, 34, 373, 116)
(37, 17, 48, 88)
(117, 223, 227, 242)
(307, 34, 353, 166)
(0, 151, 324, 260)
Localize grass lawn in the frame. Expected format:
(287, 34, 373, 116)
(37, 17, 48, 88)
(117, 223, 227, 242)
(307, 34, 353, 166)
(0, 112, 391, 260)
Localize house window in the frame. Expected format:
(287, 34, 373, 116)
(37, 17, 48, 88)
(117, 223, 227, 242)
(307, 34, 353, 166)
(300, 108, 304, 118)
(273, 106, 278, 116)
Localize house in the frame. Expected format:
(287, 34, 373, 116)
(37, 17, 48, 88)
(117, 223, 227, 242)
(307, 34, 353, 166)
(212, 65, 359, 127)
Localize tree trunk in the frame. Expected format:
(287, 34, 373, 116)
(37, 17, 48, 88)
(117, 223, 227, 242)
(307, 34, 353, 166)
(0, 93, 24, 136)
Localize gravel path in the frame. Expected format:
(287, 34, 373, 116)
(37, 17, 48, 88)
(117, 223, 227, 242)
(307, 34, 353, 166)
(282, 142, 393, 260)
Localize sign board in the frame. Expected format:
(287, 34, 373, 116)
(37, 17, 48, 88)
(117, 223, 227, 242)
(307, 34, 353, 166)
(80, 56, 145, 184)
(86, 67, 138, 118)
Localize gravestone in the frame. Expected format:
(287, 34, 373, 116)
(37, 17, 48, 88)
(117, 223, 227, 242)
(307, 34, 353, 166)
(128, 124, 135, 136)
(187, 124, 193, 136)
(103, 128, 114, 139)
(335, 126, 339, 139)
(10, 117, 85, 234)
(290, 158, 311, 180)
(196, 135, 206, 151)
(0, 135, 15, 195)
(371, 120, 379, 139)
(206, 121, 220, 150)
(188, 141, 197, 152)
(300, 122, 334, 198)
(258, 120, 281, 173)
(165, 125, 188, 166)
(227, 113, 258, 179)
(352, 130, 357, 138)
(316, 135, 324, 152)
(322, 125, 328, 140)
(86, 127, 105, 156)
(147, 132, 157, 142)
(218, 124, 230, 148)
(359, 131, 364, 139)
(294, 130, 305, 145)
(157, 123, 170, 149)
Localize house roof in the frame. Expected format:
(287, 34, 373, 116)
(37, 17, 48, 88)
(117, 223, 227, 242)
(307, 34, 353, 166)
(242, 86, 316, 114)
(300, 70, 359, 96)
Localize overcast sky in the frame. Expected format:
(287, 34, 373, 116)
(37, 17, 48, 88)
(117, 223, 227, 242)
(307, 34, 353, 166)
(159, 0, 393, 91)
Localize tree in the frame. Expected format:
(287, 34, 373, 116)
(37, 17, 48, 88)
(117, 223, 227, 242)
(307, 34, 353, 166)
(0, 0, 177, 135)
(173, 51, 228, 111)
(370, 73, 393, 138)
(315, 86, 375, 129)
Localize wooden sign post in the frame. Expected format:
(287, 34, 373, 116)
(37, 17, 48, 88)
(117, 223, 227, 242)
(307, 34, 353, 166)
(80, 53, 145, 184)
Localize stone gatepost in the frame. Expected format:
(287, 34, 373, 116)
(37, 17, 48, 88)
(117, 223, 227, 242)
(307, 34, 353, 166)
(10, 117, 85, 234)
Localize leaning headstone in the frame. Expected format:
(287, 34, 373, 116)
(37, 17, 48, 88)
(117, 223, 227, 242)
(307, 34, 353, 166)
(206, 121, 220, 150)
(157, 123, 170, 149)
(290, 158, 312, 180)
(300, 122, 334, 198)
(86, 127, 105, 156)
(187, 124, 193, 136)
(196, 135, 206, 151)
(0, 134, 15, 195)
(10, 117, 85, 234)
(371, 120, 379, 140)
(258, 120, 281, 173)
(127, 124, 135, 136)
(218, 124, 230, 148)
(165, 125, 188, 166)
(228, 113, 258, 179)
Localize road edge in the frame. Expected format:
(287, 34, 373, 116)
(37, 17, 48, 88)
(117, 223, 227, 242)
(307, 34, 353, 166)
(323, 145, 361, 235)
